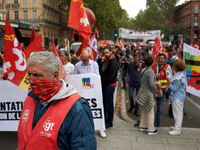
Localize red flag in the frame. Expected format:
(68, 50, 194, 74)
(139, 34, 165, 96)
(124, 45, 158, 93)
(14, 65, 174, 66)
(194, 39, 200, 50)
(179, 41, 182, 49)
(68, 0, 92, 40)
(24, 34, 43, 60)
(116, 36, 119, 45)
(95, 26, 99, 38)
(152, 37, 164, 61)
(71, 30, 75, 41)
(52, 40, 65, 80)
(77, 39, 97, 60)
(3, 17, 29, 90)
(138, 41, 141, 46)
(29, 27, 36, 43)
(89, 34, 98, 60)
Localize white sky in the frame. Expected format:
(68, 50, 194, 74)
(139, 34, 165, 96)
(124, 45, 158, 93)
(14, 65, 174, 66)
(119, 0, 186, 19)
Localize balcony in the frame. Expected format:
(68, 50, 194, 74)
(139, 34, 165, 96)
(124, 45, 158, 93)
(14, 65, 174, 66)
(12, 3, 19, 8)
(193, 10, 199, 15)
(6, 4, 10, 8)
(191, 22, 200, 27)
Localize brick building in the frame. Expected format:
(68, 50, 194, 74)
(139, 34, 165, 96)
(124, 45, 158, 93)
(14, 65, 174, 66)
(165, 0, 200, 45)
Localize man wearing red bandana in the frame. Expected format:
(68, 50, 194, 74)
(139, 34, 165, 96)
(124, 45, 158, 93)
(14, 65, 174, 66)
(17, 51, 96, 150)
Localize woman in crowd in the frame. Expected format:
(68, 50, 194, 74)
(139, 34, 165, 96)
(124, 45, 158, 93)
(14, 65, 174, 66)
(136, 56, 159, 135)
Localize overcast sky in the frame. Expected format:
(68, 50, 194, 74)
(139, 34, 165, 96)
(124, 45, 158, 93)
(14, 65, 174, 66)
(119, 0, 186, 19)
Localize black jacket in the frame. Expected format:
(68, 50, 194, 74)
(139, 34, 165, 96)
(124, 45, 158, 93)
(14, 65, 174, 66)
(100, 57, 119, 86)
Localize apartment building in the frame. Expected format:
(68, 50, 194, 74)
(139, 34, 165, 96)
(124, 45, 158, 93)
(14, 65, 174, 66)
(5, 0, 72, 49)
(165, 0, 200, 45)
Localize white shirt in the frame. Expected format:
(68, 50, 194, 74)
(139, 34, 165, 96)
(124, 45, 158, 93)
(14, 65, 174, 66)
(63, 62, 75, 75)
(73, 59, 99, 75)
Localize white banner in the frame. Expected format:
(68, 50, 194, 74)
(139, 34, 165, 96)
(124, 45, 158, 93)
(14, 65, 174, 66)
(0, 81, 28, 131)
(0, 74, 105, 131)
(66, 74, 105, 131)
(183, 43, 200, 97)
(119, 28, 161, 40)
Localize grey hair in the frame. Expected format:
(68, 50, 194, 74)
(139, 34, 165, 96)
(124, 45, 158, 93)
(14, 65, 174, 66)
(28, 51, 61, 78)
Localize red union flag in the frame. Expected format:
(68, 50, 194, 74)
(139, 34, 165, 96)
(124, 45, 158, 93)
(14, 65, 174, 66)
(29, 27, 36, 43)
(24, 34, 43, 60)
(194, 39, 200, 50)
(68, 0, 92, 40)
(3, 17, 29, 90)
(52, 40, 65, 80)
(77, 39, 97, 60)
(152, 37, 164, 61)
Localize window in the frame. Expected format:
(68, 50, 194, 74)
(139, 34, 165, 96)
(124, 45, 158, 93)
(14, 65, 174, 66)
(33, 10, 37, 22)
(32, 0, 36, 6)
(24, 11, 28, 22)
(195, 16, 198, 23)
(14, 0, 17, 3)
(195, 4, 199, 13)
(7, 11, 9, 20)
(6, 0, 9, 4)
(23, 0, 27, 6)
(15, 11, 19, 21)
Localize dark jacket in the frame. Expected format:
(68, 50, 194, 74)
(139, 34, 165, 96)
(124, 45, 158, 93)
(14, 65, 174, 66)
(100, 57, 119, 86)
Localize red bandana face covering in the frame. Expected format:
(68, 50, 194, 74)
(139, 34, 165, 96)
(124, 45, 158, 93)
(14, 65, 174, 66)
(29, 78, 62, 102)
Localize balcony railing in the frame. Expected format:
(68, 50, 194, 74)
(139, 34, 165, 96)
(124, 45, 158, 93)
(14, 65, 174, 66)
(12, 3, 19, 8)
(191, 22, 200, 27)
(193, 10, 199, 14)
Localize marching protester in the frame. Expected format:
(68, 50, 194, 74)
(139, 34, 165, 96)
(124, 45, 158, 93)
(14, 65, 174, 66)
(73, 50, 99, 75)
(73, 51, 106, 138)
(100, 46, 119, 129)
(18, 51, 96, 150)
(59, 50, 74, 75)
(152, 53, 172, 127)
(119, 49, 133, 89)
(70, 49, 79, 65)
(167, 59, 186, 135)
(135, 56, 158, 135)
(126, 52, 144, 116)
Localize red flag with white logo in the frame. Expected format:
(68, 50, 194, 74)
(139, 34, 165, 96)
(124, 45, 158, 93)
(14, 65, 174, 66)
(68, 0, 92, 40)
(152, 37, 164, 61)
(76, 39, 97, 60)
(52, 40, 65, 80)
(179, 41, 182, 49)
(3, 17, 29, 90)
(194, 39, 200, 50)
(24, 34, 43, 60)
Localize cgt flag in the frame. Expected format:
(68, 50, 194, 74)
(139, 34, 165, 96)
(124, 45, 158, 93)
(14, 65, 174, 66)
(152, 37, 164, 61)
(95, 26, 99, 38)
(68, 0, 92, 40)
(3, 17, 29, 90)
(77, 39, 97, 61)
(183, 43, 200, 97)
(52, 40, 65, 80)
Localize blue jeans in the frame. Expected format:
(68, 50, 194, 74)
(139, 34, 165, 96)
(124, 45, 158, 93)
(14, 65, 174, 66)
(121, 69, 127, 87)
(155, 92, 166, 123)
(102, 85, 115, 126)
(129, 87, 139, 111)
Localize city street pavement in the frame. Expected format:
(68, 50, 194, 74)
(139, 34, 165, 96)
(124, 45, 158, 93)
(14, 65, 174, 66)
(96, 79, 200, 150)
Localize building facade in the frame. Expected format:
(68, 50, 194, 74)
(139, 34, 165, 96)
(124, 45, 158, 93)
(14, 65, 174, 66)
(165, 0, 200, 45)
(4, 0, 72, 49)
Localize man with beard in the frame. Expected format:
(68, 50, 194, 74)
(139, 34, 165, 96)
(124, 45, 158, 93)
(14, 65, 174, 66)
(18, 51, 96, 150)
(100, 46, 119, 129)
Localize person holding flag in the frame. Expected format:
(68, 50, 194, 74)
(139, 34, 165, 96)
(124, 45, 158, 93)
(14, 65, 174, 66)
(152, 53, 172, 127)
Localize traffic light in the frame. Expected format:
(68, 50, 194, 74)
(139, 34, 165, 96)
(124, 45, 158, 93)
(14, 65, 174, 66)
(115, 30, 117, 36)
